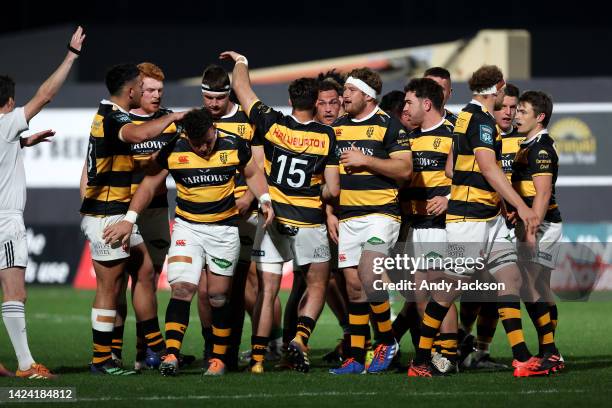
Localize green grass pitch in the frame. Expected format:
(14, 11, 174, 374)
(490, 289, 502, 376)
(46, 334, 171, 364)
(1, 287, 611, 407)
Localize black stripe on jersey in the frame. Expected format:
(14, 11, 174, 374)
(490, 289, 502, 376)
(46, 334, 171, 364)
(452, 171, 496, 192)
(176, 195, 235, 216)
(341, 204, 400, 220)
(273, 202, 325, 225)
(81, 199, 129, 215)
(339, 174, 397, 191)
(87, 171, 132, 188)
(175, 213, 240, 227)
(274, 183, 321, 198)
(401, 186, 450, 201)
(447, 200, 499, 221)
(410, 214, 447, 229)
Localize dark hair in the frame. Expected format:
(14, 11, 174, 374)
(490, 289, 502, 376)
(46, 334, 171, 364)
(468, 65, 504, 93)
(519, 90, 553, 127)
(380, 90, 406, 116)
(317, 69, 345, 86)
(288, 77, 319, 111)
(504, 83, 520, 98)
(0, 75, 15, 107)
(424, 66, 451, 81)
(404, 78, 444, 112)
(318, 79, 342, 96)
(183, 108, 214, 140)
(201, 65, 230, 92)
(348, 67, 383, 95)
(105, 64, 141, 96)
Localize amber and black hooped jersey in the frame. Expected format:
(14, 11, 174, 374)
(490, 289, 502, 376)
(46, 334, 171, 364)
(80, 100, 135, 216)
(248, 100, 337, 227)
(511, 132, 562, 223)
(333, 108, 410, 221)
(156, 130, 251, 226)
(400, 119, 453, 229)
(444, 109, 458, 127)
(214, 104, 256, 201)
(129, 108, 179, 208)
(447, 101, 502, 223)
(501, 126, 525, 181)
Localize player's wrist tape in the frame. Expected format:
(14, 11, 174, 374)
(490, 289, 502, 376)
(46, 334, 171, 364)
(258, 193, 271, 206)
(67, 44, 81, 56)
(235, 56, 248, 66)
(445, 193, 451, 200)
(345, 76, 377, 98)
(124, 210, 139, 224)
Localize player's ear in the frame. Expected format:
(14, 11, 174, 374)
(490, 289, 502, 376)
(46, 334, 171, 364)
(536, 112, 546, 125)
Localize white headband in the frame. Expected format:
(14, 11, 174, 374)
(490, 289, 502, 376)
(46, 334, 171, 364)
(345, 76, 377, 98)
(201, 83, 230, 96)
(474, 79, 506, 95)
(202, 90, 230, 96)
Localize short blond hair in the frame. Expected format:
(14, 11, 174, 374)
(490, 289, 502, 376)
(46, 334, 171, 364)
(138, 62, 165, 81)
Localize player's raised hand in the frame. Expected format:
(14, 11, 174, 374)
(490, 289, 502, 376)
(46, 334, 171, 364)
(69, 26, 86, 54)
(219, 51, 246, 63)
(21, 129, 55, 148)
(102, 220, 133, 246)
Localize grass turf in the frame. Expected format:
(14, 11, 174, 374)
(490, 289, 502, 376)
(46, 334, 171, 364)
(0, 287, 611, 407)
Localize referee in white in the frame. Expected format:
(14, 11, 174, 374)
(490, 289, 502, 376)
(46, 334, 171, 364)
(0, 26, 85, 379)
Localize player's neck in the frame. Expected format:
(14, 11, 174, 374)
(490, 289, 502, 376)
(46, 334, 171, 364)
(472, 95, 494, 113)
(291, 109, 314, 123)
(353, 103, 377, 121)
(421, 112, 444, 130)
(525, 125, 545, 141)
(109, 95, 131, 112)
(131, 107, 155, 116)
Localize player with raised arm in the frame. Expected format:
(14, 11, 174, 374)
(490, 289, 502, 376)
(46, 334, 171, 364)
(103, 108, 273, 376)
(221, 50, 340, 374)
(0, 26, 85, 379)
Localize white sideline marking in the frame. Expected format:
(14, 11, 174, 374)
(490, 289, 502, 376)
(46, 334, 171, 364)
(75, 389, 585, 402)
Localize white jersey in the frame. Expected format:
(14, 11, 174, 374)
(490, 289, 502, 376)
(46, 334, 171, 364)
(0, 107, 28, 213)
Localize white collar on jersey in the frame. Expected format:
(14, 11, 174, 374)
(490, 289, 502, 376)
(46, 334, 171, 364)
(290, 115, 314, 125)
(220, 103, 238, 119)
(100, 99, 129, 114)
(350, 105, 379, 123)
(420, 117, 446, 133)
(521, 128, 548, 145)
(501, 125, 515, 136)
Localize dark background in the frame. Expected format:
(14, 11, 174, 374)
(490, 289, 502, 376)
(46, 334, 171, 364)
(2, 0, 611, 81)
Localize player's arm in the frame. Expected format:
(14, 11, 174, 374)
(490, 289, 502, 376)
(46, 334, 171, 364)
(20, 129, 55, 148)
(321, 166, 340, 201)
(119, 112, 185, 144)
(24, 27, 85, 122)
(219, 51, 258, 115)
(102, 161, 168, 245)
(475, 149, 539, 236)
(531, 175, 552, 223)
(445, 143, 454, 179)
(79, 157, 88, 201)
(241, 158, 274, 227)
(341, 148, 412, 182)
(325, 203, 339, 244)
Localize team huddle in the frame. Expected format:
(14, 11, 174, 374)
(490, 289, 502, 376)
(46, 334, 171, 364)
(0, 27, 564, 379)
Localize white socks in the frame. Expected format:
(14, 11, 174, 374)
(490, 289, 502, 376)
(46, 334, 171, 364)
(2, 301, 35, 371)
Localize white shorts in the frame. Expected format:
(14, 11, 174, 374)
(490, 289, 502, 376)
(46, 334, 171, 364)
(238, 211, 258, 263)
(446, 215, 516, 275)
(137, 207, 170, 267)
(81, 214, 144, 262)
(0, 212, 28, 269)
(516, 221, 563, 269)
(338, 215, 401, 269)
(251, 218, 330, 272)
(167, 218, 240, 285)
(404, 228, 447, 271)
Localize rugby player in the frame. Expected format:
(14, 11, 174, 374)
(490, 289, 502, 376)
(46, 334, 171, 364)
(103, 107, 273, 376)
(424, 67, 456, 126)
(401, 78, 457, 373)
(108, 62, 193, 371)
(407, 65, 556, 378)
(81, 63, 182, 375)
(461, 83, 522, 370)
(380, 90, 412, 130)
(199, 65, 283, 369)
(220, 50, 340, 374)
(329, 68, 413, 375)
(512, 90, 563, 369)
(0, 26, 85, 379)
